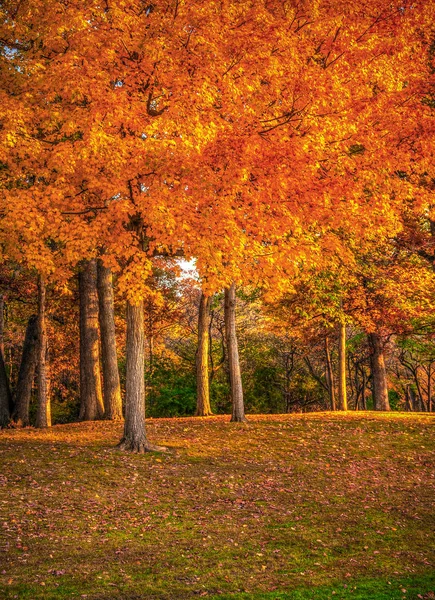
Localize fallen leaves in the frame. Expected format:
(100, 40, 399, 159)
(0, 413, 433, 599)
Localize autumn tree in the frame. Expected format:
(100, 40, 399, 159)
(2, 0, 434, 443)
(196, 292, 212, 417)
(79, 260, 104, 421)
(12, 314, 38, 426)
(0, 348, 11, 427)
(35, 276, 51, 427)
(97, 260, 122, 421)
(225, 284, 247, 422)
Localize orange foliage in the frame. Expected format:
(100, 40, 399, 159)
(0, 0, 434, 297)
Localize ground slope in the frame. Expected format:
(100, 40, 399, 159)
(0, 412, 434, 599)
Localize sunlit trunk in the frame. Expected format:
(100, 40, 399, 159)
(79, 259, 104, 421)
(224, 283, 247, 422)
(196, 293, 212, 416)
(35, 276, 51, 428)
(369, 332, 390, 411)
(118, 300, 164, 452)
(97, 261, 122, 420)
(338, 321, 347, 410)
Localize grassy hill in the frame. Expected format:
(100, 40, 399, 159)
(0, 413, 434, 599)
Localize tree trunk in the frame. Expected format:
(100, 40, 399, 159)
(405, 385, 412, 411)
(338, 321, 348, 410)
(12, 315, 38, 426)
(361, 368, 367, 410)
(97, 260, 123, 420)
(369, 332, 390, 411)
(35, 276, 51, 428)
(196, 293, 212, 416)
(79, 260, 104, 421)
(409, 385, 419, 411)
(0, 346, 12, 428)
(325, 335, 336, 411)
(224, 283, 247, 422)
(0, 292, 11, 427)
(118, 300, 164, 452)
(0, 295, 4, 360)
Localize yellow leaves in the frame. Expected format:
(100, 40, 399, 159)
(5, 132, 17, 147)
(117, 254, 153, 304)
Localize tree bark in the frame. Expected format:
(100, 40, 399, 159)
(224, 284, 247, 422)
(12, 315, 38, 426)
(79, 260, 104, 421)
(118, 300, 164, 452)
(337, 321, 348, 410)
(0, 295, 4, 360)
(405, 384, 412, 411)
(409, 385, 419, 411)
(196, 293, 212, 416)
(362, 369, 367, 410)
(0, 292, 11, 427)
(0, 346, 12, 428)
(35, 276, 51, 428)
(97, 260, 123, 420)
(325, 335, 336, 411)
(369, 332, 390, 411)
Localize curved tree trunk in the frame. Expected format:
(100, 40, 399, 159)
(224, 284, 247, 423)
(79, 260, 104, 421)
(97, 261, 122, 420)
(338, 321, 348, 410)
(35, 276, 51, 428)
(369, 332, 390, 411)
(196, 293, 212, 416)
(118, 300, 164, 452)
(12, 314, 38, 426)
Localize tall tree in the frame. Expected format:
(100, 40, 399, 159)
(195, 292, 212, 417)
(2, 0, 433, 435)
(118, 300, 164, 452)
(12, 314, 38, 426)
(0, 348, 12, 428)
(224, 284, 247, 422)
(325, 335, 336, 411)
(35, 276, 51, 428)
(369, 332, 391, 411)
(97, 260, 122, 420)
(338, 321, 348, 411)
(79, 260, 104, 421)
(0, 295, 4, 359)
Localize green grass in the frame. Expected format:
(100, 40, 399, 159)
(210, 573, 435, 599)
(0, 412, 434, 599)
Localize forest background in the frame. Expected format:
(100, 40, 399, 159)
(0, 0, 435, 441)
(1, 2, 435, 598)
